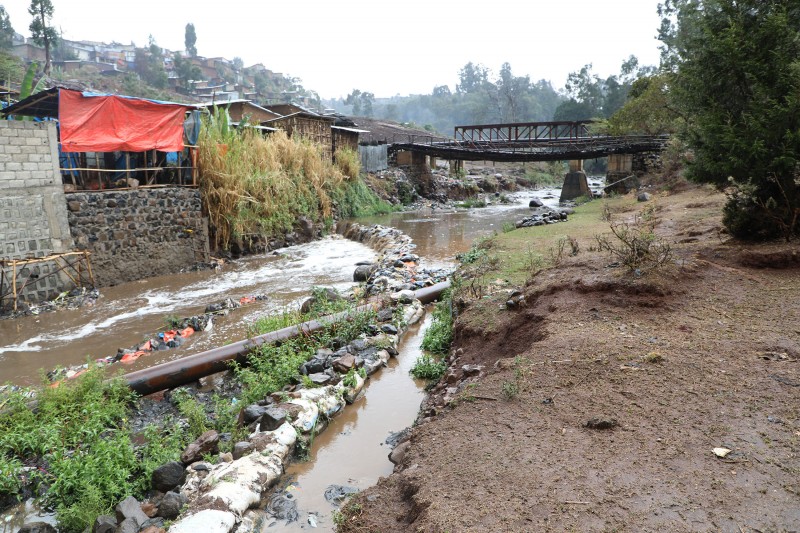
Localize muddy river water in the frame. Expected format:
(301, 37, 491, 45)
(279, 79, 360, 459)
(0, 185, 580, 531)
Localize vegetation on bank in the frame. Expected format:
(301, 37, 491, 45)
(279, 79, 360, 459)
(0, 288, 382, 531)
(198, 110, 393, 251)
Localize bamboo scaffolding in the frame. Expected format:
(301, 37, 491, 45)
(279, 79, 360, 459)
(0, 251, 94, 312)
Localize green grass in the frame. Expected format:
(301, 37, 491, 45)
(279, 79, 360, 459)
(420, 297, 454, 355)
(456, 196, 487, 209)
(0, 368, 190, 532)
(410, 355, 447, 381)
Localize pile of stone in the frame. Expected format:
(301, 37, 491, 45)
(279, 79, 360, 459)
(515, 204, 571, 228)
(338, 222, 449, 297)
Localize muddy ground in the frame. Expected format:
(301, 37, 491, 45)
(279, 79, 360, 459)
(338, 186, 800, 532)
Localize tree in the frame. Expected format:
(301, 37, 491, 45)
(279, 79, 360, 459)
(665, 0, 800, 240)
(185, 23, 197, 57)
(133, 35, 167, 89)
(0, 6, 14, 50)
(232, 56, 243, 71)
(28, 0, 57, 75)
(345, 89, 362, 115)
(173, 52, 201, 90)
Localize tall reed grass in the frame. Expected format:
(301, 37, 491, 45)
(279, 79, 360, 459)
(197, 110, 383, 251)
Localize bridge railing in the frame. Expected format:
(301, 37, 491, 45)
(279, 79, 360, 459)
(453, 121, 597, 144)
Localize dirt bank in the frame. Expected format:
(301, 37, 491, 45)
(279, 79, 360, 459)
(338, 185, 800, 532)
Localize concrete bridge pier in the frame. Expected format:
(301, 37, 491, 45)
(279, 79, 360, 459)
(560, 160, 591, 202)
(605, 154, 638, 194)
(449, 160, 464, 176)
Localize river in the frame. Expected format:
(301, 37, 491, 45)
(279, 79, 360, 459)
(0, 182, 592, 531)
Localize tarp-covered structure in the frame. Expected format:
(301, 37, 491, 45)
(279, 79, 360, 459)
(2, 87, 193, 153)
(59, 90, 190, 153)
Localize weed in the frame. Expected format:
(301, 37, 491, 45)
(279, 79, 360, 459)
(421, 296, 454, 355)
(595, 213, 672, 272)
(163, 314, 181, 329)
(501, 380, 520, 400)
(410, 355, 447, 381)
(502, 221, 516, 233)
(456, 196, 488, 209)
(171, 389, 210, 438)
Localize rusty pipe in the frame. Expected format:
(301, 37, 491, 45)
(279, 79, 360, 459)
(123, 282, 451, 396)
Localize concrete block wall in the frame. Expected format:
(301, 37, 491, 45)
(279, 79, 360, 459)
(0, 121, 73, 307)
(67, 188, 210, 287)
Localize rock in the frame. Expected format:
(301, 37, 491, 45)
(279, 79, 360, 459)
(115, 496, 148, 528)
(380, 324, 398, 335)
(376, 308, 394, 322)
(232, 441, 254, 460)
(116, 518, 139, 533)
(308, 372, 332, 385)
(18, 524, 56, 533)
(333, 354, 356, 373)
(389, 441, 411, 465)
(180, 430, 220, 464)
(585, 417, 618, 430)
(141, 502, 158, 518)
(462, 364, 483, 377)
(353, 264, 377, 282)
(139, 517, 165, 532)
(391, 289, 415, 304)
(219, 452, 233, 462)
(637, 192, 652, 202)
(151, 461, 186, 493)
(242, 404, 269, 425)
(259, 405, 294, 432)
(93, 515, 117, 533)
(529, 198, 544, 208)
(167, 509, 236, 533)
(157, 491, 187, 520)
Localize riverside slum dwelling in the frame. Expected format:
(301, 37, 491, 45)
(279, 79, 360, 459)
(0, 87, 210, 315)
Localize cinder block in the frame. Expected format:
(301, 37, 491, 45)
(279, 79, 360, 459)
(25, 137, 43, 146)
(22, 163, 37, 171)
(5, 146, 21, 154)
(20, 146, 36, 155)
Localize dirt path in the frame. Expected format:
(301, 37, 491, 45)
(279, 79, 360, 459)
(337, 187, 800, 532)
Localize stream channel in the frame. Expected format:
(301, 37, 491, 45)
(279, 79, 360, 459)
(0, 183, 587, 531)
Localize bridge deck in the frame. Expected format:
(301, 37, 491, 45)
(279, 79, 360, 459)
(390, 135, 669, 163)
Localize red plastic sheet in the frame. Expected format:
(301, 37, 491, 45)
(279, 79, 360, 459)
(59, 89, 189, 153)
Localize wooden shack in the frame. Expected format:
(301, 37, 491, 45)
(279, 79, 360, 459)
(264, 104, 335, 159)
(200, 100, 282, 124)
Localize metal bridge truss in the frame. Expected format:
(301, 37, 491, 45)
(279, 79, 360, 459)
(387, 121, 669, 163)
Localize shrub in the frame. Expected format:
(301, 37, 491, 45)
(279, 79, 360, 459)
(410, 355, 447, 381)
(595, 213, 672, 272)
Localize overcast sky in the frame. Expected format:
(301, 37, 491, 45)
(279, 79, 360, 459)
(3, 0, 664, 99)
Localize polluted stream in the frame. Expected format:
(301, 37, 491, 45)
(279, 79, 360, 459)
(0, 183, 585, 530)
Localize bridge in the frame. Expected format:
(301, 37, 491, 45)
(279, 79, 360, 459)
(389, 121, 669, 163)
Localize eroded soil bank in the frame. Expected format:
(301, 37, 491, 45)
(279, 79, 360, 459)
(338, 185, 800, 532)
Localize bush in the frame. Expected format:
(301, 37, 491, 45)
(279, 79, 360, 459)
(410, 355, 447, 381)
(595, 213, 672, 272)
(421, 298, 453, 355)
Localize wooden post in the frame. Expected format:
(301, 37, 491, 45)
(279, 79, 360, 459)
(85, 251, 95, 287)
(11, 260, 17, 312)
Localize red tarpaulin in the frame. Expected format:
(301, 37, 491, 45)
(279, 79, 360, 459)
(59, 89, 189, 153)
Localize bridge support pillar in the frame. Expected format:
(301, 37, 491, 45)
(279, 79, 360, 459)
(560, 160, 590, 202)
(605, 154, 638, 194)
(449, 160, 464, 176)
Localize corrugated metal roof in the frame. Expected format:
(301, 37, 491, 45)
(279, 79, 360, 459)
(332, 125, 370, 134)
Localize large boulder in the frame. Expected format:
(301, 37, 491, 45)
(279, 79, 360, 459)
(353, 264, 377, 282)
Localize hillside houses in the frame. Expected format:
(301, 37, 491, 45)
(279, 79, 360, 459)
(7, 37, 317, 108)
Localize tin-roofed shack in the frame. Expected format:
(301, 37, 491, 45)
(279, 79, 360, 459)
(2, 87, 198, 191)
(264, 104, 335, 160)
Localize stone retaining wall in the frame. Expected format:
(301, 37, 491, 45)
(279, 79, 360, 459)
(0, 122, 73, 306)
(67, 188, 210, 287)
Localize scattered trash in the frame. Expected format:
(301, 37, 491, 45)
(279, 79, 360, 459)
(45, 294, 266, 384)
(324, 485, 359, 506)
(713, 447, 732, 458)
(266, 493, 299, 522)
(307, 513, 318, 528)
